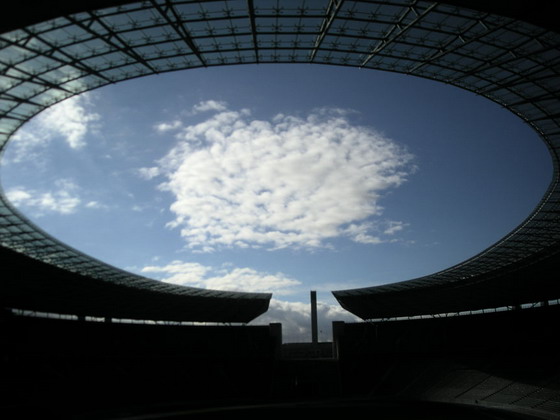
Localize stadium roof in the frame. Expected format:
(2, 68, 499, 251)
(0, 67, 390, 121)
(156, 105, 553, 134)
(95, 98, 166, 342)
(1, 0, 559, 321)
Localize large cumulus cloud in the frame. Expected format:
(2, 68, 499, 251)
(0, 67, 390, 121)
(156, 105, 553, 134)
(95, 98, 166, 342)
(145, 102, 414, 252)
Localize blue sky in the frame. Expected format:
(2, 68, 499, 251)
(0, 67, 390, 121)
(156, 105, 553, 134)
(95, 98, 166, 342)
(1, 64, 552, 342)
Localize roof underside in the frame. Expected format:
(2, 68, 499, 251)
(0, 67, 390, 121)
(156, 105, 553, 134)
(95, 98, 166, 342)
(1, 0, 559, 321)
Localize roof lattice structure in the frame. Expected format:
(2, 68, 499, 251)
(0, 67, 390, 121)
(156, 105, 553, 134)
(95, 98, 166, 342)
(1, 0, 559, 321)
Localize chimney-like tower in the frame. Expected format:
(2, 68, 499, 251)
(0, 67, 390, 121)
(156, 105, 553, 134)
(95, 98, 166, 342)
(311, 290, 318, 344)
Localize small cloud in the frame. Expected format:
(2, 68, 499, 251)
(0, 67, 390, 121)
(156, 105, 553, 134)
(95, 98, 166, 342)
(154, 120, 182, 133)
(6, 179, 82, 215)
(5, 188, 33, 205)
(192, 245, 216, 254)
(137, 166, 161, 180)
(7, 94, 99, 163)
(6, 179, 107, 216)
(42, 94, 100, 149)
(343, 223, 383, 245)
(85, 201, 108, 210)
(384, 220, 408, 235)
(142, 260, 210, 285)
(206, 267, 300, 295)
(153, 101, 228, 134)
(141, 260, 301, 295)
(343, 220, 409, 244)
(192, 100, 228, 114)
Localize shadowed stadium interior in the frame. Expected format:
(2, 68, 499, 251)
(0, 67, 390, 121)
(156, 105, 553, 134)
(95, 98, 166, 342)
(1, 0, 559, 418)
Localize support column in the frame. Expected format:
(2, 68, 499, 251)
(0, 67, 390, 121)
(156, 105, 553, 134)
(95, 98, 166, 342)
(332, 321, 346, 359)
(269, 322, 283, 360)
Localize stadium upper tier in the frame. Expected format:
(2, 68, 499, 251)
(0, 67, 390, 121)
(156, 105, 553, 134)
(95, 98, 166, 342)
(1, 0, 559, 321)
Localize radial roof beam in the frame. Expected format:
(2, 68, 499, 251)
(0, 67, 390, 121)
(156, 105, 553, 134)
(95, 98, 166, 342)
(247, 0, 259, 63)
(309, 0, 343, 62)
(361, 2, 438, 68)
(151, 0, 207, 67)
(1, 29, 113, 88)
(451, 41, 557, 90)
(406, 14, 494, 75)
(66, 12, 159, 75)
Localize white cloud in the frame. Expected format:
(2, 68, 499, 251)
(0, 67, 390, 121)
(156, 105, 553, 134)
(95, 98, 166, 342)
(192, 100, 228, 114)
(154, 120, 182, 133)
(141, 260, 301, 295)
(343, 223, 383, 245)
(6, 178, 106, 216)
(343, 219, 408, 244)
(384, 220, 408, 235)
(5, 188, 33, 205)
(153, 104, 414, 251)
(85, 200, 109, 210)
(142, 260, 210, 285)
(204, 267, 300, 295)
(6, 179, 82, 215)
(7, 94, 99, 162)
(141, 259, 358, 342)
(152, 101, 228, 133)
(41, 94, 100, 149)
(137, 166, 161, 180)
(250, 298, 360, 343)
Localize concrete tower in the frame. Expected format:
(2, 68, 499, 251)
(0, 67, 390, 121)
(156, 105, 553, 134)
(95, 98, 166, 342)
(311, 290, 318, 344)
